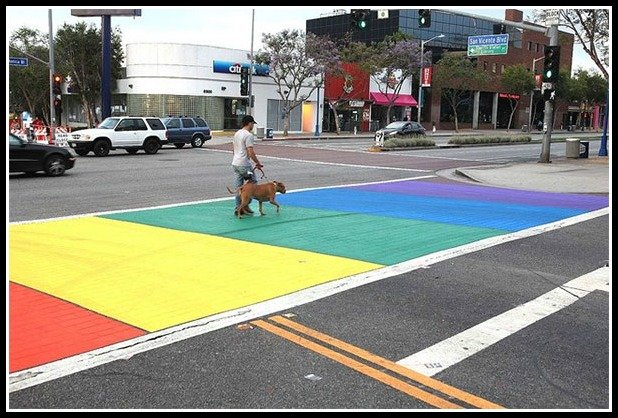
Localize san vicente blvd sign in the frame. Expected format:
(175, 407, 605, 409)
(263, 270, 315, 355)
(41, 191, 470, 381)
(467, 34, 509, 57)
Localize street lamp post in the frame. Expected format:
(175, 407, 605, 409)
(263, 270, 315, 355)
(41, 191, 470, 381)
(527, 56, 544, 132)
(315, 82, 321, 137)
(417, 34, 444, 123)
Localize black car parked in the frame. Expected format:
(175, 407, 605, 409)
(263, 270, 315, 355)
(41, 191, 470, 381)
(9, 133, 76, 176)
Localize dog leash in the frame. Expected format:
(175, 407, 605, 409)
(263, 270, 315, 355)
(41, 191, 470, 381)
(253, 165, 267, 180)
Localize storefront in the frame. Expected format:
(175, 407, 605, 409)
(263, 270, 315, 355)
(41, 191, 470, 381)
(112, 43, 322, 133)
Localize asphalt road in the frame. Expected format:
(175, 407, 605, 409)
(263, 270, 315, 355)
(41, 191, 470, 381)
(8, 139, 609, 410)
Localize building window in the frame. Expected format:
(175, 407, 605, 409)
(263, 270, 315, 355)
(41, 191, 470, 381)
(528, 41, 533, 51)
(501, 64, 505, 74)
(492, 63, 497, 73)
(483, 61, 488, 71)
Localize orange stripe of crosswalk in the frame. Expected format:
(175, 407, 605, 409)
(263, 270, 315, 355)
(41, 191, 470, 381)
(270, 315, 503, 409)
(251, 319, 462, 409)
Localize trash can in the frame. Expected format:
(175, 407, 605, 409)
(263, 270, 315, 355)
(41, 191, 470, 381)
(256, 127, 265, 139)
(579, 141, 589, 158)
(265, 128, 273, 139)
(565, 138, 580, 158)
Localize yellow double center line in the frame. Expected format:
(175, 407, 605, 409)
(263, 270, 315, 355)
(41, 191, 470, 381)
(251, 315, 503, 409)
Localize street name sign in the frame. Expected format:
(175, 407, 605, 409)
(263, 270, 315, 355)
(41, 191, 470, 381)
(9, 57, 29, 67)
(467, 34, 509, 57)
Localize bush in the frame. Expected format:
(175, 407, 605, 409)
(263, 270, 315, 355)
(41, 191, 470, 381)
(447, 135, 531, 145)
(383, 136, 436, 148)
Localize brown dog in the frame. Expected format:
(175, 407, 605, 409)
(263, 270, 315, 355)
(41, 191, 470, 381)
(227, 181, 287, 218)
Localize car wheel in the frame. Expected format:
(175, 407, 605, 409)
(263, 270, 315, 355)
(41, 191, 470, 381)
(93, 140, 111, 157)
(126, 148, 139, 155)
(191, 135, 204, 148)
(143, 138, 160, 154)
(44, 155, 67, 176)
(75, 147, 90, 156)
(174, 143, 185, 149)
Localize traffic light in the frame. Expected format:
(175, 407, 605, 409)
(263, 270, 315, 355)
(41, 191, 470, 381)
(493, 23, 507, 34)
(240, 66, 249, 96)
(52, 73, 63, 95)
(52, 74, 63, 120)
(543, 87, 555, 102)
(542, 45, 560, 83)
(418, 9, 431, 28)
(351, 9, 370, 30)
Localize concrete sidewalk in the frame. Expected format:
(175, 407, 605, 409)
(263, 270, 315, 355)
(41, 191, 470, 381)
(453, 156, 610, 194)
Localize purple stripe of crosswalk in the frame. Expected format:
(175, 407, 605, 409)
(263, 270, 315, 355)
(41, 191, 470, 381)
(353, 181, 608, 211)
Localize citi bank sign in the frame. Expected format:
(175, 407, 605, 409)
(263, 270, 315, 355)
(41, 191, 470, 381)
(213, 61, 269, 76)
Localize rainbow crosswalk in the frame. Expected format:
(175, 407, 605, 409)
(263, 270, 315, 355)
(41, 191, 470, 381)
(9, 179, 608, 372)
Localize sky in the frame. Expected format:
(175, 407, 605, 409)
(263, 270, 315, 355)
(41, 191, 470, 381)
(6, 6, 597, 75)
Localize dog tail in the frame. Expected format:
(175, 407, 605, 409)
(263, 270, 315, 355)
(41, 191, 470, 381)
(226, 186, 236, 195)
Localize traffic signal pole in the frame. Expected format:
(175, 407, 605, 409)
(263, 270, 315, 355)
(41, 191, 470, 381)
(539, 23, 558, 163)
(248, 9, 254, 116)
(48, 9, 56, 142)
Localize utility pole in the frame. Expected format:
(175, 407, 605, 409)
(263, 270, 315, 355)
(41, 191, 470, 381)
(527, 56, 544, 132)
(248, 9, 255, 116)
(539, 23, 558, 164)
(48, 9, 56, 141)
(599, 90, 608, 156)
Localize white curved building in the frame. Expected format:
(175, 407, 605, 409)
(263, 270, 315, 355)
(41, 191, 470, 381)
(115, 42, 322, 133)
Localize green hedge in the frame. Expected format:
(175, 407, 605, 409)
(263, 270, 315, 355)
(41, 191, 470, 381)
(383, 136, 436, 148)
(447, 135, 532, 144)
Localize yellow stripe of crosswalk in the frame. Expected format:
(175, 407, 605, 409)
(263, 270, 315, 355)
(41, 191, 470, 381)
(9, 217, 381, 331)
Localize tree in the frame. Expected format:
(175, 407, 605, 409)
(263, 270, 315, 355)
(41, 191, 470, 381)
(531, 9, 609, 80)
(348, 32, 422, 124)
(432, 53, 486, 132)
(9, 27, 51, 125)
(255, 30, 339, 136)
(54, 22, 124, 127)
(570, 69, 608, 129)
(500, 64, 535, 131)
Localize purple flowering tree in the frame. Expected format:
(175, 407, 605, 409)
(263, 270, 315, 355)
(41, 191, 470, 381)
(255, 30, 340, 136)
(348, 33, 423, 125)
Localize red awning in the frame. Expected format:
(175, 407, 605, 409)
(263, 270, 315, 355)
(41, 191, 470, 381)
(370, 92, 418, 107)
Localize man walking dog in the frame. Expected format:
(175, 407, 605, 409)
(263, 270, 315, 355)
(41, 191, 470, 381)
(232, 115, 263, 215)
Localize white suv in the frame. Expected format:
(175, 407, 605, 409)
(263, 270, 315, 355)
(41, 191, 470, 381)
(67, 116, 167, 157)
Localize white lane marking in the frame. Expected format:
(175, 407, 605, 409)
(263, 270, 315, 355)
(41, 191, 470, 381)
(8, 208, 608, 393)
(396, 266, 610, 377)
(204, 147, 432, 173)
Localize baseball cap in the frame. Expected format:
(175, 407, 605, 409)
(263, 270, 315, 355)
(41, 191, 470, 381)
(242, 115, 257, 125)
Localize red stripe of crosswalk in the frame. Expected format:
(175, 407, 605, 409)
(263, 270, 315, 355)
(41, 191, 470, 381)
(9, 282, 147, 373)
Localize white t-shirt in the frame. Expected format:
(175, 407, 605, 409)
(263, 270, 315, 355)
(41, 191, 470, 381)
(232, 128, 255, 166)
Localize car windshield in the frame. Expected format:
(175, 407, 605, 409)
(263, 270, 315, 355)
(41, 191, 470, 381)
(98, 118, 120, 129)
(385, 122, 408, 129)
(9, 133, 25, 146)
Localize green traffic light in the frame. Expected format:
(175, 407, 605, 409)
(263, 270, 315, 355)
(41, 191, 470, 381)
(358, 20, 366, 29)
(420, 17, 425, 25)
